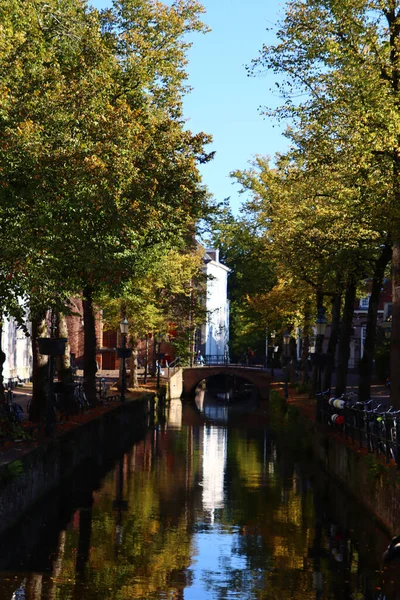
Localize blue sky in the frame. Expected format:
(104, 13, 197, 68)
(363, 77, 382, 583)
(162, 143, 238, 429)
(90, 0, 289, 215)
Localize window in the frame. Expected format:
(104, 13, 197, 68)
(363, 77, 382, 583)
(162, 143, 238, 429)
(384, 302, 392, 320)
(359, 296, 370, 309)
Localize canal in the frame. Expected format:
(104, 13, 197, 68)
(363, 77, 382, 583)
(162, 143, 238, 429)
(0, 390, 398, 599)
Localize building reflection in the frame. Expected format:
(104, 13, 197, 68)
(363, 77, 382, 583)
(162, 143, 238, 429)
(201, 425, 227, 521)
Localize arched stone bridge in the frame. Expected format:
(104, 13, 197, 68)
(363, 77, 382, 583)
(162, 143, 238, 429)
(182, 365, 271, 400)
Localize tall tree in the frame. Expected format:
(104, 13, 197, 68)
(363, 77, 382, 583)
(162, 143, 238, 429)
(208, 205, 276, 360)
(249, 0, 400, 404)
(0, 0, 213, 407)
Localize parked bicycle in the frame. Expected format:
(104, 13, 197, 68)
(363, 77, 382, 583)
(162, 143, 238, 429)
(317, 392, 400, 466)
(96, 377, 108, 404)
(73, 379, 90, 413)
(0, 379, 25, 443)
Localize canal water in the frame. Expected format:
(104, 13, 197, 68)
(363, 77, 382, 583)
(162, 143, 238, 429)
(0, 390, 398, 599)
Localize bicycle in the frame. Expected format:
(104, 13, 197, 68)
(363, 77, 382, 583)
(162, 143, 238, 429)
(96, 377, 108, 405)
(3, 380, 24, 424)
(315, 389, 331, 423)
(0, 380, 25, 443)
(73, 380, 90, 413)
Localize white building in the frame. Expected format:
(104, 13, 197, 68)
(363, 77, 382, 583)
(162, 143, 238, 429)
(199, 249, 230, 362)
(1, 315, 32, 383)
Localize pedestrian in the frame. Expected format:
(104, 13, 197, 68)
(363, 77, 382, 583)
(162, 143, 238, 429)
(196, 350, 204, 366)
(247, 347, 255, 365)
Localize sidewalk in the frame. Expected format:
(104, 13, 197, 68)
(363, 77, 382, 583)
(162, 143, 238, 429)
(270, 368, 390, 403)
(0, 371, 160, 465)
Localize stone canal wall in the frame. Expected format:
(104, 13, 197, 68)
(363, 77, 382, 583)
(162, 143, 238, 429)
(168, 368, 183, 400)
(0, 395, 154, 537)
(312, 422, 400, 535)
(271, 392, 400, 535)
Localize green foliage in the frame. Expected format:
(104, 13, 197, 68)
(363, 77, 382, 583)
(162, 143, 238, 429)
(0, 459, 24, 484)
(374, 338, 390, 382)
(364, 453, 386, 482)
(295, 381, 312, 394)
(0, 0, 213, 323)
(208, 204, 276, 359)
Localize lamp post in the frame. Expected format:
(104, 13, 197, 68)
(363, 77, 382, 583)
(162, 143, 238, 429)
(155, 332, 163, 389)
(315, 307, 327, 394)
(37, 313, 67, 436)
(117, 317, 130, 403)
(283, 331, 290, 399)
(270, 331, 276, 377)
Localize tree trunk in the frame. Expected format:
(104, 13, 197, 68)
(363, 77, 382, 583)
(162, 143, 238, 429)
(57, 312, 73, 386)
(129, 338, 138, 389)
(335, 278, 357, 397)
(301, 333, 310, 385)
(144, 334, 149, 384)
(30, 313, 48, 422)
(391, 242, 400, 408)
(312, 290, 324, 395)
(25, 574, 42, 600)
(359, 243, 392, 401)
(322, 291, 342, 392)
(0, 316, 6, 404)
(82, 286, 97, 406)
(301, 301, 312, 384)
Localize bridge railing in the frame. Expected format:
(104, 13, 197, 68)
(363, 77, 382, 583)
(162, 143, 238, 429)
(201, 355, 230, 366)
(190, 356, 270, 370)
(167, 357, 181, 377)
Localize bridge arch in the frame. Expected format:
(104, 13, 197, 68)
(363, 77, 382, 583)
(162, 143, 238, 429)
(182, 366, 271, 400)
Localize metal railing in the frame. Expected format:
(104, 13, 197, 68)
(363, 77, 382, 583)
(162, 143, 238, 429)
(167, 357, 181, 377)
(316, 393, 400, 468)
(200, 355, 230, 366)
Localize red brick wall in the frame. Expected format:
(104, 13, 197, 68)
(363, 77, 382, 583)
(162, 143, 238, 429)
(66, 298, 103, 368)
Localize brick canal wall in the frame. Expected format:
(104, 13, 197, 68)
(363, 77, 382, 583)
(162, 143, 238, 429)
(0, 396, 154, 537)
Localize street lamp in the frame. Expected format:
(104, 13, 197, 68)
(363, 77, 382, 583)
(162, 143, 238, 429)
(155, 332, 163, 389)
(315, 307, 327, 350)
(283, 331, 291, 399)
(315, 307, 327, 395)
(270, 331, 276, 377)
(37, 313, 67, 436)
(117, 317, 131, 403)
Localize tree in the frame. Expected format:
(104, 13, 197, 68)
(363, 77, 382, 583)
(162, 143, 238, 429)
(208, 204, 276, 361)
(101, 245, 207, 384)
(232, 151, 390, 392)
(0, 0, 213, 410)
(249, 0, 400, 404)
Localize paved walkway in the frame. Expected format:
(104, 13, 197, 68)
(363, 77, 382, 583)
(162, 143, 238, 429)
(271, 368, 390, 403)
(7, 370, 121, 419)
(7, 369, 163, 419)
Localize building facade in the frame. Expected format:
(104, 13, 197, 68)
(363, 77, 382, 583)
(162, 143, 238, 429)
(2, 312, 32, 383)
(198, 249, 230, 362)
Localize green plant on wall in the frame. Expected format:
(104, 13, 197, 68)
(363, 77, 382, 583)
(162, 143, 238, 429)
(0, 459, 24, 484)
(364, 453, 386, 482)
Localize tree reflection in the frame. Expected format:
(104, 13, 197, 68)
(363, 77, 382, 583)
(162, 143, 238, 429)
(4, 418, 398, 599)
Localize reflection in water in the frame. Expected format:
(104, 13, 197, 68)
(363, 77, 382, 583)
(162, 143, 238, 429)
(168, 399, 183, 429)
(202, 426, 227, 518)
(194, 380, 259, 423)
(0, 396, 398, 599)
